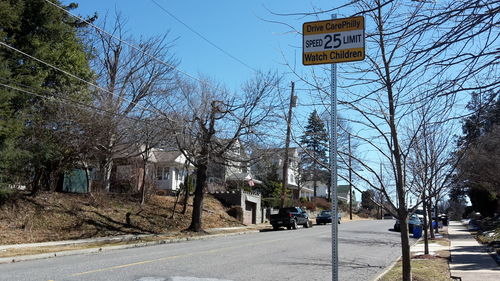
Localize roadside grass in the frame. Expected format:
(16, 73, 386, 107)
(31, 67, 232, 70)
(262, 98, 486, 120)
(379, 258, 452, 281)
(0, 192, 243, 245)
(417, 238, 449, 247)
(380, 227, 452, 281)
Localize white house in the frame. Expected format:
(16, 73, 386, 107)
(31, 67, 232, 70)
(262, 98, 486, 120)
(153, 149, 192, 191)
(112, 144, 193, 192)
(303, 180, 329, 198)
(303, 181, 354, 202)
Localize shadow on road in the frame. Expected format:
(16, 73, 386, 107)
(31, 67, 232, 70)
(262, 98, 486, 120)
(279, 257, 386, 270)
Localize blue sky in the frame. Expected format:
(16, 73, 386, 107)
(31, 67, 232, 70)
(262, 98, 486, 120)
(71, 0, 351, 92)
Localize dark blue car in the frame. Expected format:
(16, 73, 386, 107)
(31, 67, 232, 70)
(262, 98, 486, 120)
(316, 210, 341, 225)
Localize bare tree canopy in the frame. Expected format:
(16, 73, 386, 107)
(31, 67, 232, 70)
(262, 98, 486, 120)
(169, 72, 281, 232)
(86, 13, 179, 192)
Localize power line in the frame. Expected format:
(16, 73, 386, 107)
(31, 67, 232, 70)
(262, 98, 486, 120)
(42, 0, 206, 86)
(150, 0, 258, 73)
(0, 80, 147, 123)
(0, 41, 171, 122)
(0, 41, 109, 95)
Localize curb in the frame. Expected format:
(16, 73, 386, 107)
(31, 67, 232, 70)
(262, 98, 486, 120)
(372, 237, 422, 281)
(373, 256, 401, 281)
(0, 229, 260, 264)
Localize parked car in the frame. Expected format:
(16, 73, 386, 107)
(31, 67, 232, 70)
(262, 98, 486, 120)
(270, 207, 312, 230)
(394, 214, 421, 232)
(383, 213, 394, 219)
(315, 210, 341, 225)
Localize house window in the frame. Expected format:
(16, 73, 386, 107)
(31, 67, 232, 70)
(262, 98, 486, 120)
(157, 167, 170, 180)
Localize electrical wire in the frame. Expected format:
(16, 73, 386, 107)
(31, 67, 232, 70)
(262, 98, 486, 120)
(0, 41, 172, 122)
(150, 0, 258, 73)
(0, 81, 148, 123)
(42, 0, 207, 86)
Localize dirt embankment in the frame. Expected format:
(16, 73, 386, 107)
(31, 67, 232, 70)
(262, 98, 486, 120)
(0, 192, 243, 245)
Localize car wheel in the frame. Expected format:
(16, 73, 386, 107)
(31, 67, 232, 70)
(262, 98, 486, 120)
(304, 221, 310, 228)
(292, 220, 297, 230)
(273, 225, 279, 231)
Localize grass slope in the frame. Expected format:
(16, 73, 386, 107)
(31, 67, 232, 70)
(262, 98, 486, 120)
(0, 192, 243, 244)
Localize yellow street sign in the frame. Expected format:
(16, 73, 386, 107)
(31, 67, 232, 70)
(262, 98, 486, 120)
(303, 16, 365, 65)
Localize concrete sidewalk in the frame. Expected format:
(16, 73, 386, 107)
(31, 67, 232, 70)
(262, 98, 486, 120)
(449, 221, 500, 281)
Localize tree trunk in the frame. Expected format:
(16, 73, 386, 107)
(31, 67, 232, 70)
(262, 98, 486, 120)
(103, 157, 113, 192)
(84, 163, 91, 194)
(434, 200, 439, 234)
(313, 178, 318, 199)
(182, 177, 189, 214)
(399, 216, 412, 281)
(422, 194, 429, 255)
(30, 170, 42, 196)
(140, 159, 147, 205)
(188, 164, 207, 232)
(182, 162, 191, 215)
(428, 196, 435, 238)
(171, 185, 182, 219)
(103, 135, 117, 192)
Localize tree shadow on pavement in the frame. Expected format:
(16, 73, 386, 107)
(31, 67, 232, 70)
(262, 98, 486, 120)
(279, 257, 386, 270)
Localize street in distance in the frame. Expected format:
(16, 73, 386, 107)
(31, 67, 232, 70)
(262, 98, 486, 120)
(303, 16, 365, 65)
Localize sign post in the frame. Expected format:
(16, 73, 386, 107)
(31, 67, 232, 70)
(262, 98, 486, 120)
(302, 15, 365, 281)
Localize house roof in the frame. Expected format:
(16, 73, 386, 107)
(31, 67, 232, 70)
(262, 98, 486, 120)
(152, 150, 183, 163)
(337, 185, 350, 197)
(112, 143, 154, 161)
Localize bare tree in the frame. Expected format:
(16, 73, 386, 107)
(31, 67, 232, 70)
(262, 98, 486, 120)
(406, 103, 458, 254)
(89, 13, 178, 192)
(171, 72, 281, 232)
(128, 116, 172, 205)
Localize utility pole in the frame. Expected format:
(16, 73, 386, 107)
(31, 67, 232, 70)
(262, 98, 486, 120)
(380, 163, 384, 219)
(281, 81, 295, 208)
(349, 134, 353, 220)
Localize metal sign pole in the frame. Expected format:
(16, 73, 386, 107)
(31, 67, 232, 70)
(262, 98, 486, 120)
(302, 13, 364, 281)
(330, 14, 339, 281)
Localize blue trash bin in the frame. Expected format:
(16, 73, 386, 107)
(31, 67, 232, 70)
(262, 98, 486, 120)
(432, 220, 438, 229)
(413, 224, 423, 238)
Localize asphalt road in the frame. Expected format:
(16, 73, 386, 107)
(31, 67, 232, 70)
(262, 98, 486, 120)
(0, 219, 410, 281)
